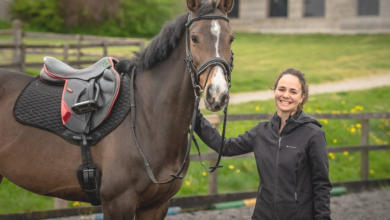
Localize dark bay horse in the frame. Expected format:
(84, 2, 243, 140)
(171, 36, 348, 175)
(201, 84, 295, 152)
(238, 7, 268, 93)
(0, 0, 234, 219)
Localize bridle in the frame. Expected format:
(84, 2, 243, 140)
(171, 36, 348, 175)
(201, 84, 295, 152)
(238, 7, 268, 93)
(129, 12, 234, 184)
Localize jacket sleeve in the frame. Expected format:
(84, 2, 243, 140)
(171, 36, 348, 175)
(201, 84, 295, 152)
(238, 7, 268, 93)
(308, 131, 333, 220)
(194, 112, 257, 157)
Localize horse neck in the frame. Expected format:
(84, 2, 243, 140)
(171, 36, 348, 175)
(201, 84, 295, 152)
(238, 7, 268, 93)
(134, 36, 195, 148)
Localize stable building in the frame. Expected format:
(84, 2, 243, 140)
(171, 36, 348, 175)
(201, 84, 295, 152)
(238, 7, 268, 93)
(228, 0, 390, 33)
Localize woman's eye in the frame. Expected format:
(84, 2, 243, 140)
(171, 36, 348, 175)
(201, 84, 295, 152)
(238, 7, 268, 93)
(191, 36, 199, 43)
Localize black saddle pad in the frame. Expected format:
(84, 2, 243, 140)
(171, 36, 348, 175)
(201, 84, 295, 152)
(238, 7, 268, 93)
(14, 74, 131, 146)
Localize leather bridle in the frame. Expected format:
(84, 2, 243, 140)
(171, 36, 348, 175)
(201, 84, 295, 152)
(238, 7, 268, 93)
(129, 12, 234, 184)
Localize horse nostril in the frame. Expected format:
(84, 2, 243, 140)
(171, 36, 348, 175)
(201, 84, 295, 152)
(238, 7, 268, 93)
(206, 86, 214, 104)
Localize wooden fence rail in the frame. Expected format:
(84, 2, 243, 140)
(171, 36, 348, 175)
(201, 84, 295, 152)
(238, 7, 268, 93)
(201, 112, 390, 194)
(0, 20, 146, 72)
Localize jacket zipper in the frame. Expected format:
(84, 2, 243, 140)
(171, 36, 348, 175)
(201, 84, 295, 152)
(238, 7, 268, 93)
(273, 136, 282, 220)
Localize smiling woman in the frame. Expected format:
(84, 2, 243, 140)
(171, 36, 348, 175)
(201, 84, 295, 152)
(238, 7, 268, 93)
(195, 68, 332, 220)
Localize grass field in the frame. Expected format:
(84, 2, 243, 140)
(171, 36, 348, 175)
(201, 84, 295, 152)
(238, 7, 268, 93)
(0, 32, 389, 213)
(1, 33, 390, 93)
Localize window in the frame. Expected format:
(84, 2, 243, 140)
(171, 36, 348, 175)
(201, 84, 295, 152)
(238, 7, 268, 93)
(270, 0, 288, 17)
(358, 0, 379, 16)
(228, 0, 239, 18)
(304, 0, 325, 17)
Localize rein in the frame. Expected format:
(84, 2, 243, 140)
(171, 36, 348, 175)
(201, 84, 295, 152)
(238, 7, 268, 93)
(129, 12, 233, 184)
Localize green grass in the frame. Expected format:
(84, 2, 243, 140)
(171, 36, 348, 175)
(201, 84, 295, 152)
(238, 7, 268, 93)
(1, 33, 390, 93)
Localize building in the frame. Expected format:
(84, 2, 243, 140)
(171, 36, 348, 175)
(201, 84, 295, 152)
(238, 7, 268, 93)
(228, 0, 390, 33)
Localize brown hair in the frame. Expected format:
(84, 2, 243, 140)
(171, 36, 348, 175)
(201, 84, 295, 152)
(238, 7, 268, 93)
(272, 68, 309, 112)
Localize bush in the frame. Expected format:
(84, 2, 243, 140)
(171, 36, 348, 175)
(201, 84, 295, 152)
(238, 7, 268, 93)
(11, 0, 183, 37)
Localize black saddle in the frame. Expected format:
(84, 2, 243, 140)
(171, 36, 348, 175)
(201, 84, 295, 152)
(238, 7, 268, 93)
(40, 56, 121, 133)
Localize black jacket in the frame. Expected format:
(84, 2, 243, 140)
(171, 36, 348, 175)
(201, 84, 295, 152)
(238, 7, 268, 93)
(195, 110, 332, 220)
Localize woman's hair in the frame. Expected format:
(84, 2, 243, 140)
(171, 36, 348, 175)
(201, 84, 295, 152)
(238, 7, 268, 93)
(272, 68, 309, 112)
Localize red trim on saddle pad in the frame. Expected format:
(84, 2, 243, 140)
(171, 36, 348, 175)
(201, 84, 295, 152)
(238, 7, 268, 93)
(105, 57, 121, 119)
(61, 101, 72, 124)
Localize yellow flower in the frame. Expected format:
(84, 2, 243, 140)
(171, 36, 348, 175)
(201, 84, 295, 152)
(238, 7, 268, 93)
(331, 111, 340, 114)
(73, 201, 80, 206)
(202, 172, 207, 176)
(356, 123, 361, 128)
(341, 101, 346, 105)
(351, 109, 357, 113)
(255, 106, 260, 111)
(332, 139, 337, 144)
(229, 165, 235, 169)
(236, 169, 241, 173)
(315, 109, 322, 113)
(343, 151, 349, 155)
(379, 125, 385, 129)
(307, 107, 312, 112)
(185, 181, 191, 186)
(369, 169, 374, 174)
(350, 127, 356, 133)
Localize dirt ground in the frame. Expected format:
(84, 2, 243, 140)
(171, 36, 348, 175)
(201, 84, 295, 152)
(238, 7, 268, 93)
(165, 189, 390, 220)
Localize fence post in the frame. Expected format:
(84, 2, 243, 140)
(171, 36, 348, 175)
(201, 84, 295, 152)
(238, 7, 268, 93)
(76, 35, 81, 68)
(20, 43, 25, 72)
(103, 41, 108, 57)
(54, 198, 68, 209)
(361, 119, 370, 180)
(63, 44, 69, 64)
(207, 114, 220, 195)
(12, 19, 23, 72)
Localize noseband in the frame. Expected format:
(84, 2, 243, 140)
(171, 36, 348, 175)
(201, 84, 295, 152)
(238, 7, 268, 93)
(130, 13, 233, 184)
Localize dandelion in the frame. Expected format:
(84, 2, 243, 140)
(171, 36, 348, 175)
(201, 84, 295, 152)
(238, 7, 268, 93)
(328, 153, 335, 160)
(356, 123, 361, 128)
(185, 181, 191, 186)
(331, 110, 341, 114)
(307, 107, 312, 112)
(341, 101, 345, 105)
(343, 151, 349, 156)
(73, 201, 80, 206)
(355, 105, 364, 110)
(229, 165, 235, 169)
(350, 127, 356, 133)
(202, 172, 207, 176)
(332, 139, 337, 144)
(351, 109, 357, 113)
(370, 169, 374, 174)
(315, 109, 322, 113)
(236, 169, 241, 173)
(255, 106, 260, 111)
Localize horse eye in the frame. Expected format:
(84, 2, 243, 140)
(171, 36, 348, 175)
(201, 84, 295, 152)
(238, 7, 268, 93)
(229, 36, 235, 44)
(191, 35, 199, 43)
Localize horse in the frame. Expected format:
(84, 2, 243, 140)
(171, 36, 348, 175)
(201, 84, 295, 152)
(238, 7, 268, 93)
(0, 0, 235, 219)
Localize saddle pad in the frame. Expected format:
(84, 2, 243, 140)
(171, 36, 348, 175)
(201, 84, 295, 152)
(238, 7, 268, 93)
(14, 74, 131, 146)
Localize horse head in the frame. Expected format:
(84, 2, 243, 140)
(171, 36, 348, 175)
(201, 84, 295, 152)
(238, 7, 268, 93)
(186, 0, 234, 112)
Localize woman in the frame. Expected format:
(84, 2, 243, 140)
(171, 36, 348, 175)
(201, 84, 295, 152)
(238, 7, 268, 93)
(195, 68, 332, 220)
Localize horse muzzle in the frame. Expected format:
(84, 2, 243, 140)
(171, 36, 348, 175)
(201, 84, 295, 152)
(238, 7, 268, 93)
(205, 83, 230, 112)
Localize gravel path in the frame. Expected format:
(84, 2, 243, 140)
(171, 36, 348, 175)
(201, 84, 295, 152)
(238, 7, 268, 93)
(165, 189, 390, 220)
(199, 72, 390, 108)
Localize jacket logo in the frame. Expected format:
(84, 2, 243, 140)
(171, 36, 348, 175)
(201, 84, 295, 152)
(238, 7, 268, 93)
(286, 145, 296, 148)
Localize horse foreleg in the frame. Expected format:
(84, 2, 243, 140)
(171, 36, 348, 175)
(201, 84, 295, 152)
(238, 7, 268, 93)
(101, 191, 137, 220)
(135, 200, 170, 220)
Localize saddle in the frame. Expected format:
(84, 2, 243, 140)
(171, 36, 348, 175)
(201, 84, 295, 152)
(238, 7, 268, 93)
(40, 56, 121, 134)
(14, 57, 132, 206)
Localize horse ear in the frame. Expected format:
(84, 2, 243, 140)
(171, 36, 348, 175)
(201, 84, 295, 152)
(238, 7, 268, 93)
(219, 0, 234, 13)
(187, 0, 201, 12)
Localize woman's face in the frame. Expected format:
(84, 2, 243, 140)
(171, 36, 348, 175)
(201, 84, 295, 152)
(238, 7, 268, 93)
(274, 74, 305, 115)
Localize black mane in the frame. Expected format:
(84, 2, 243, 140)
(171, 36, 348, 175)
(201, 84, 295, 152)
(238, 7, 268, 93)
(126, 2, 220, 71)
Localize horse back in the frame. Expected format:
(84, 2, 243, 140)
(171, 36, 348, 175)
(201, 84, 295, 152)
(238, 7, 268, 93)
(0, 68, 35, 102)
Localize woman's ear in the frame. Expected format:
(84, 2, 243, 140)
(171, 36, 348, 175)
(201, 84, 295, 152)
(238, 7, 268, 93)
(187, 0, 201, 12)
